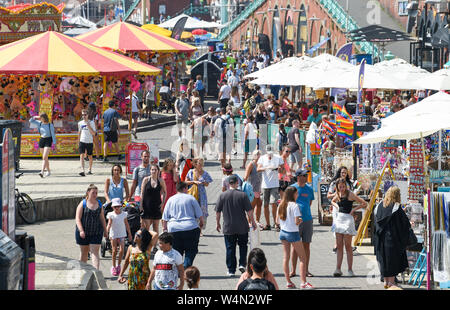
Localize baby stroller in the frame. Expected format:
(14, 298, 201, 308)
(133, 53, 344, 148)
(158, 86, 176, 114)
(100, 201, 141, 258)
(101, 201, 114, 258)
(123, 201, 141, 253)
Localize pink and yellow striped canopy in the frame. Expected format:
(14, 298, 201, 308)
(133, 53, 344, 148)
(0, 31, 161, 76)
(77, 21, 196, 53)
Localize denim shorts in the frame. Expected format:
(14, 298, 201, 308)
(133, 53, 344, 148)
(279, 229, 300, 243)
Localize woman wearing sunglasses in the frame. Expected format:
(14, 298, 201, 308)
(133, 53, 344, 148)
(118, 228, 158, 290)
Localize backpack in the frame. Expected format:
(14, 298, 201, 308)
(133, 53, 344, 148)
(278, 131, 287, 150)
(243, 97, 254, 113)
(220, 116, 230, 137)
(241, 181, 254, 203)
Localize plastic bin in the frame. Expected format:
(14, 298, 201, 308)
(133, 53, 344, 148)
(0, 229, 23, 290)
(0, 120, 22, 171)
(15, 231, 35, 290)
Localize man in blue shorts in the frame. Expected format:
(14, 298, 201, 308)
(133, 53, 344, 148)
(290, 169, 315, 278)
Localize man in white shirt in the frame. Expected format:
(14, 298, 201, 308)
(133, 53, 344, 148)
(214, 108, 234, 167)
(218, 80, 232, 109)
(228, 68, 239, 88)
(257, 145, 284, 230)
(78, 109, 97, 176)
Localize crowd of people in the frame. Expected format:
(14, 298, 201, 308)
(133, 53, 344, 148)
(70, 48, 419, 291)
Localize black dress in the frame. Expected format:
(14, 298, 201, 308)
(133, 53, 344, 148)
(373, 202, 410, 277)
(142, 178, 162, 220)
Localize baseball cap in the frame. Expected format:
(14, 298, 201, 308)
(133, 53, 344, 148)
(215, 108, 221, 113)
(265, 145, 273, 153)
(111, 198, 122, 207)
(295, 169, 309, 177)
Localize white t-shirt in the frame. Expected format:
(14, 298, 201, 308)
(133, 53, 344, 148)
(280, 202, 302, 232)
(153, 248, 183, 290)
(219, 85, 231, 99)
(214, 116, 234, 139)
(78, 120, 96, 144)
(131, 94, 139, 113)
(231, 96, 241, 107)
(106, 211, 128, 239)
(258, 154, 284, 189)
(245, 122, 257, 140)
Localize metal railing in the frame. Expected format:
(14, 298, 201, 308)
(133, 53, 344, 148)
(317, 0, 382, 58)
(124, 0, 141, 21)
(217, 0, 265, 41)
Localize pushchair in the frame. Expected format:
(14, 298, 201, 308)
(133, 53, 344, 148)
(158, 86, 176, 114)
(100, 201, 141, 258)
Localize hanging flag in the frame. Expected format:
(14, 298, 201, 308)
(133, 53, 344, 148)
(356, 59, 366, 115)
(331, 43, 353, 98)
(171, 16, 188, 40)
(336, 115, 354, 140)
(332, 102, 343, 116)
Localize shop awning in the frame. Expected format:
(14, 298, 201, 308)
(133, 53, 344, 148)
(0, 31, 161, 76)
(354, 92, 450, 144)
(76, 21, 196, 53)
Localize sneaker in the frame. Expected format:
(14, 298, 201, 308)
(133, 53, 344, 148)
(227, 272, 235, 277)
(111, 266, 117, 276)
(239, 266, 246, 274)
(300, 282, 314, 289)
(45, 171, 51, 177)
(333, 269, 343, 277)
(87, 171, 93, 175)
(286, 282, 296, 289)
(348, 270, 355, 277)
(38, 172, 44, 178)
(79, 172, 86, 177)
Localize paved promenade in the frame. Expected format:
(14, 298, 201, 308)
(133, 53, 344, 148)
(16, 116, 422, 290)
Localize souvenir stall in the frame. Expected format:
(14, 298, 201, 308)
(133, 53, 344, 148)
(354, 91, 450, 289)
(76, 22, 196, 112)
(0, 31, 160, 157)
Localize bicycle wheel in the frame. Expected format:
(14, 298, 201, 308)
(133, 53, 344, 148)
(17, 192, 37, 224)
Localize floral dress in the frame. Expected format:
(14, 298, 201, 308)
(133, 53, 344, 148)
(128, 250, 150, 290)
(186, 169, 213, 218)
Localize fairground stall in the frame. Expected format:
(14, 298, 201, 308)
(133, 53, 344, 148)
(0, 31, 160, 157)
(76, 21, 196, 111)
(0, 2, 64, 45)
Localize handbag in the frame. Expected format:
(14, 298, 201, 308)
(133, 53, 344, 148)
(187, 170, 200, 201)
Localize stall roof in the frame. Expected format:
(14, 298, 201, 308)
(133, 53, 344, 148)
(347, 25, 412, 43)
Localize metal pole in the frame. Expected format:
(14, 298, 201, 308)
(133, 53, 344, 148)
(439, 130, 442, 171)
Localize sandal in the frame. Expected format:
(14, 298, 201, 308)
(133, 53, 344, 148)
(289, 272, 296, 278)
(307, 272, 314, 277)
(286, 282, 296, 289)
(262, 225, 271, 231)
(276, 224, 281, 232)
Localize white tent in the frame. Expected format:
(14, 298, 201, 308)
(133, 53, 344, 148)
(64, 15, 97, 28)
(419, 68, 450, 91)
(159, 14, 224, 29)
(354, 92, 450, 144)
